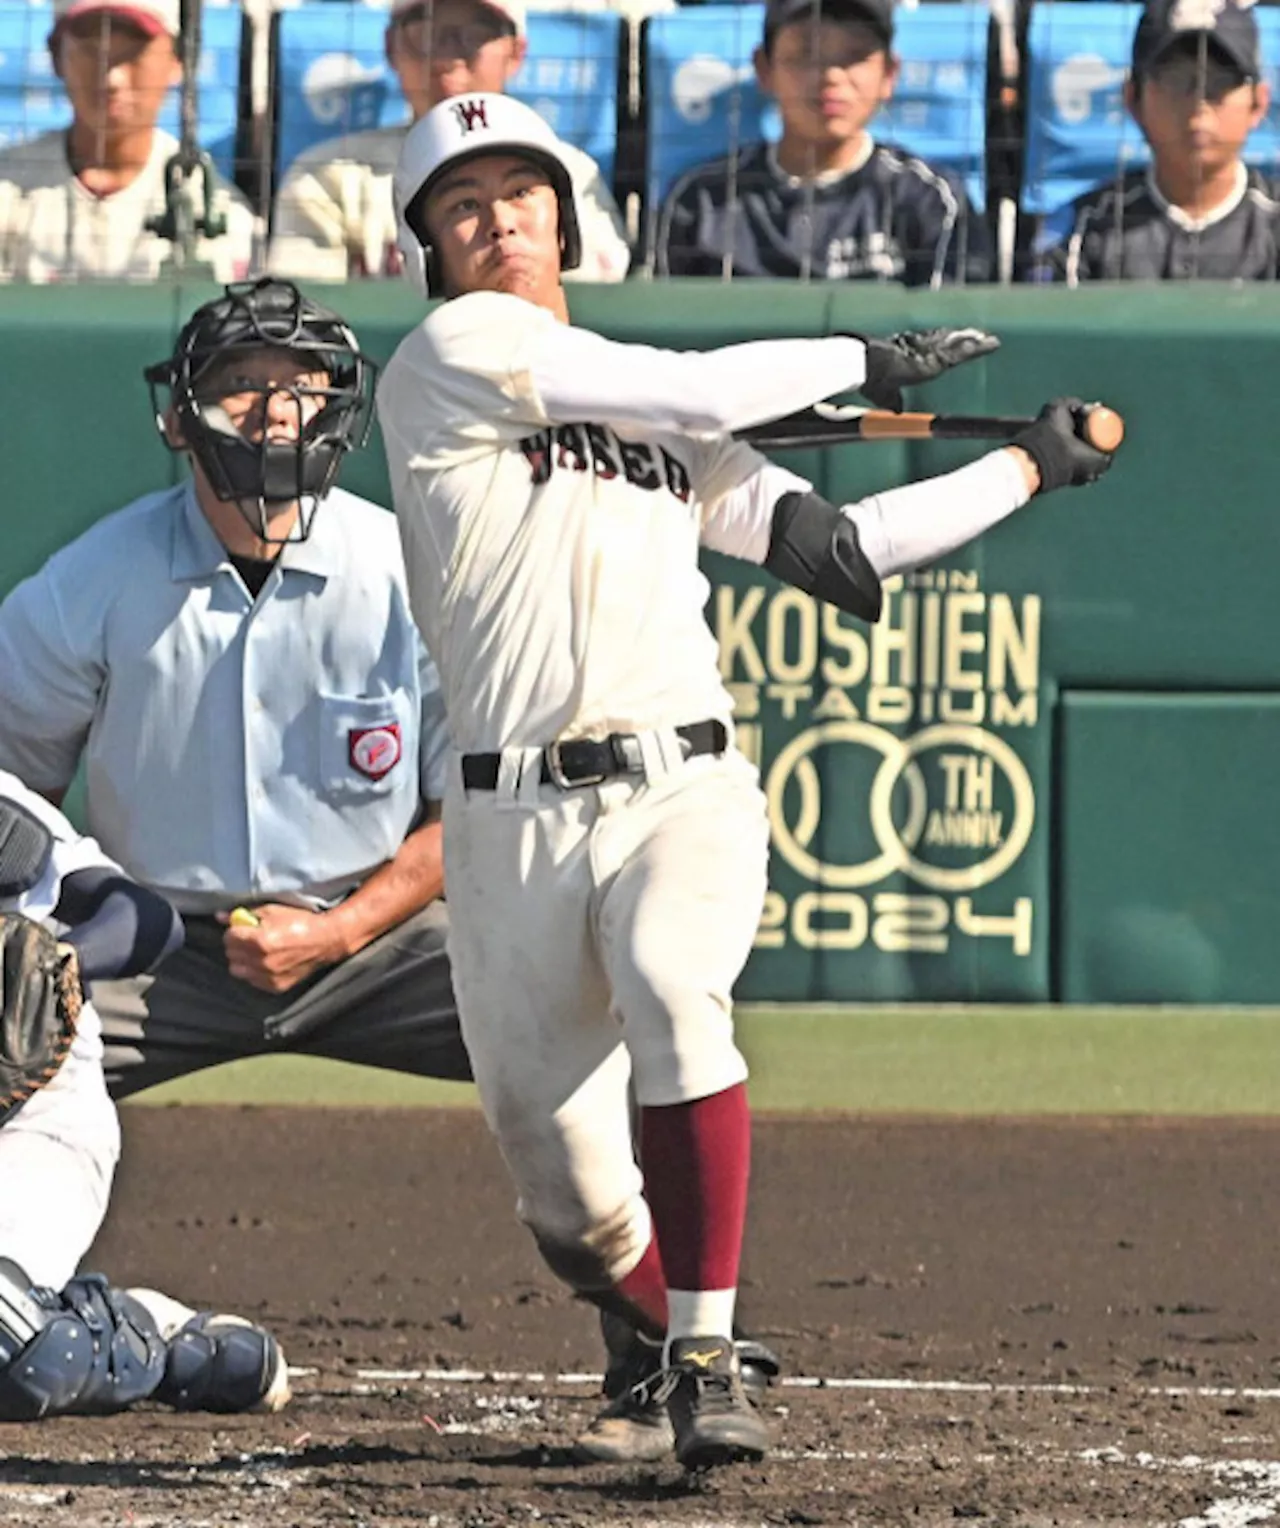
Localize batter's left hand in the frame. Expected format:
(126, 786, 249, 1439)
(218, 904, 345, 994)
(853, 327, 1001, 411)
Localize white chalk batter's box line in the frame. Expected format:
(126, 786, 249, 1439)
(247, 1383, 1280, 1528)
(287, 1365, 1280, 1403)
(4, 1445, 1276, 1528)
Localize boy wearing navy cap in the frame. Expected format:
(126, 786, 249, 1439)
(1036, 0, 1277, 282)
(656, 0, 990, 284)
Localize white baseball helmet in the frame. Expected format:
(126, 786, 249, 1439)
(393, 93, 583, 298)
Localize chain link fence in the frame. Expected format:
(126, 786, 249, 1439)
(0, 0, 1272, 282)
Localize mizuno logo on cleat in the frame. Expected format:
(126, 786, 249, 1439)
(682, 1347, 724, 1367)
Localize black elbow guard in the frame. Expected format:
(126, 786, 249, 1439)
(763, 491, 883, 622)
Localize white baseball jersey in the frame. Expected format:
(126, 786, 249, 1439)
(0, 129, 255, 283)
(268, 123, 630, 283)
(377, 291, 808, 753)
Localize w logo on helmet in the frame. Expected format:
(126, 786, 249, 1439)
(451, 98, 489, 135)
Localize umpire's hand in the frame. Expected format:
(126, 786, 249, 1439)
(218, 903, 346, 994)
(852, 327, 1001, 412)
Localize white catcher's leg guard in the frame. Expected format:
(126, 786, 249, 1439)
(128, 1288, 291, 1414)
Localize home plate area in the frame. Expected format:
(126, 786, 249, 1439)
(1, 1107, 1277, 1527)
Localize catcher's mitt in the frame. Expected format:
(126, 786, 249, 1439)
(0, 913, 82, 1126)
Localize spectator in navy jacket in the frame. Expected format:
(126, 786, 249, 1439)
(656, 0, 990, 285)
(1032, 0, 1277, 283)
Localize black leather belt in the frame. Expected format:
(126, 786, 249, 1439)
(461, 719, 728, 791)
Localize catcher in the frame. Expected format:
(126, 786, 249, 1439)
(0, 767, 290, 1419)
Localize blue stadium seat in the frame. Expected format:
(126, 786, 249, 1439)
(273, 5, 622, 186)
(1023, 0, 1280, 236)
(643, 0, 990, 235)
(0, 3, 241, 178)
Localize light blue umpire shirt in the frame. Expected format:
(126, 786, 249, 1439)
(0, 481, 449, 914)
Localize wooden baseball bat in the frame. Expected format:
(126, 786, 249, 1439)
(739, 402, 1126, 453)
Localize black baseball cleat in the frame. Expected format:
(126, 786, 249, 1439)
(573, 1312, 673, 1462)
(735, 1333, 781, 1398)
(574, 1312, 782, 1463)
(658, 1335, 771, 1469)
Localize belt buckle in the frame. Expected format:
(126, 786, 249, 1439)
(545, 739, 608, 790)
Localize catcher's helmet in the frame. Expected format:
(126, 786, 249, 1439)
(144, 278, 377, 538)
(393, 93, 582, 298)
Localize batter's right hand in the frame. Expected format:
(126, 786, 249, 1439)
(851, 327, 1001, 412)
(1011, 398, 1114, 495)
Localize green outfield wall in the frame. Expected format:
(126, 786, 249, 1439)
(2, 280, 1275, 1005)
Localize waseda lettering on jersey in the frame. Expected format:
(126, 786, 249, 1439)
(519, 424, 691, 502)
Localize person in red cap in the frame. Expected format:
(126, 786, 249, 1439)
(0, 0, 253, 281)
(268, 0, 629, 283)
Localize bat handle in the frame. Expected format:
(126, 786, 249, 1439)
(1080, 404, 1125, 454)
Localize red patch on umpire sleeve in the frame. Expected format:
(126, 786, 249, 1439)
(349, 723, 403, 781)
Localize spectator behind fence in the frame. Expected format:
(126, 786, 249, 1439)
(269, 0, 630, 282)
(655, 0, 989, 284)
(0, 0, 254, 283)
(1033, 0, 1277, 283)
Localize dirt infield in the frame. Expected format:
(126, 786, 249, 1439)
(2, 1107, 1279, 1526)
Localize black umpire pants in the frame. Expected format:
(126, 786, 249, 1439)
(94, 901, 472, 1100)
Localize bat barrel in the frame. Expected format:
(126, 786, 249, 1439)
(742, 404, 1125, 451)
(742, 412, 1035, 449)
(914, 415, 1035, 441)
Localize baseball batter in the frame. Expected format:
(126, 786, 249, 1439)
(379, 93, 1115, 1468)
(0, 274, 743, 1456)
(0, 769, 289, 1419)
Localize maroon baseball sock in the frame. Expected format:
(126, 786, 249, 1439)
(639, 1082, 751, 1331)
(614, 1235, 669, 1337)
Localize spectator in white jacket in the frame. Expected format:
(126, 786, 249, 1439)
(269, 0, 630, 282)
(0, 0, 254, 283)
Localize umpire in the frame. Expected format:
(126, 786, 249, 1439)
(0, 278, 469, 1090)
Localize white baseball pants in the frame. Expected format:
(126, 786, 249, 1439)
(441, 744, 769, 1288)
(0, 1007, 121, 1289)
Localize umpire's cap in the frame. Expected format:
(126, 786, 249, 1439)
(393, 93, 582, 298)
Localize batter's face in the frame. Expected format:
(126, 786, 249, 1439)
(425, 152, 565, 309)
(1129, 41, 1268, 182)
(53, 12, 180, 137)
(387, 0, 525, 121)
(757, 16, 897, 151)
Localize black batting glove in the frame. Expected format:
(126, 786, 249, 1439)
(1013, 398, 1114, 495)
(850, 327, 1001, 412)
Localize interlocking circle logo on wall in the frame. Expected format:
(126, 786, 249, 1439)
(765, 722, 1036, 892)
